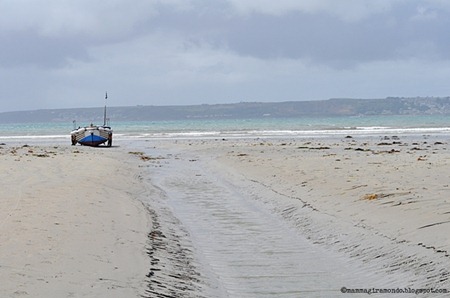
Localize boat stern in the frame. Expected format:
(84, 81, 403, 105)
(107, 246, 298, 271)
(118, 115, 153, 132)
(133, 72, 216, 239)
(71, 126, 113, 147)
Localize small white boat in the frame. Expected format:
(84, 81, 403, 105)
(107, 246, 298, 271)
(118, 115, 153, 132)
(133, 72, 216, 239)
(71, 93, 113, 147)
(71, 124, 112, 147)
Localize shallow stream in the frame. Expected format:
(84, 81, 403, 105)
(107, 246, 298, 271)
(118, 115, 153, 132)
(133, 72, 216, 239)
(145, 148, 368, 297)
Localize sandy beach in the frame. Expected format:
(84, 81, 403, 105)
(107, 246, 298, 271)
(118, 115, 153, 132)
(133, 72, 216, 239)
(0, 145, 150, 297)
(3, 134, 450, 297)
(140, 134, 450, 296)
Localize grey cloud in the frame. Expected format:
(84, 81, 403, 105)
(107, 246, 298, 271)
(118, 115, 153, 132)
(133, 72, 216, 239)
(135, 0, 450, 68)
(220, 2, 450, 66)
(0, 30, 91, 68)
(1, 0, 450, 111)
(4, 1, 449, 70)
(0, 1, 159, 69)
(3, 0, 450, 68)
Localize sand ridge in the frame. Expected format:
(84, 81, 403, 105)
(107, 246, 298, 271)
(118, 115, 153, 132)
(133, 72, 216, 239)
(0, 145, 151, 297)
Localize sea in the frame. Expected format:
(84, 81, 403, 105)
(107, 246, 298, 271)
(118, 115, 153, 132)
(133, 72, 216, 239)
(1, 114, 450, 144)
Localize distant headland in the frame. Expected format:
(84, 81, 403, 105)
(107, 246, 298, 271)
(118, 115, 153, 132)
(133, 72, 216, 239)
(1, 97, 450, 123)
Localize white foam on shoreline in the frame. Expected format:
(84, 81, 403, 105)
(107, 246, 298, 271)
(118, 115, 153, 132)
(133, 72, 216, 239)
(3, 125, 450, 143)
(117, 126, 450, 139)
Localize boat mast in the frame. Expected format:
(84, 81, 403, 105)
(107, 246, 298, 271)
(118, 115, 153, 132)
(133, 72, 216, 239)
(103, 91, 107, 126)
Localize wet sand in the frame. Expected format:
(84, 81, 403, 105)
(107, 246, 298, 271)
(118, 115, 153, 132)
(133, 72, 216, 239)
(140, 134, 450, 296)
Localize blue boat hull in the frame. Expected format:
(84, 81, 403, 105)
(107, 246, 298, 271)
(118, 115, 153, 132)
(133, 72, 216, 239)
(79, 134, 108, 146)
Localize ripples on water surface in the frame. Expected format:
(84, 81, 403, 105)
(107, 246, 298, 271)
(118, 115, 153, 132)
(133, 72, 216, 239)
(147, 149, 371, 297)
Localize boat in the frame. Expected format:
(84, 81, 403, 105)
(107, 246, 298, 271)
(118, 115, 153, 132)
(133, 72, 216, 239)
(70, 93, 113, 147)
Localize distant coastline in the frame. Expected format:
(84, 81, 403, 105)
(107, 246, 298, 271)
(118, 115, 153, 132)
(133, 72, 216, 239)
(1, 97, 450, 123)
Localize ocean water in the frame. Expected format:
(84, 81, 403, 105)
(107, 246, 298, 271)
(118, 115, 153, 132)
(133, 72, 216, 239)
(1, 114, 450, 143)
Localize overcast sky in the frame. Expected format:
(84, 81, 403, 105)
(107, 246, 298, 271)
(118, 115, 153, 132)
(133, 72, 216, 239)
(1, 0, 450, 112)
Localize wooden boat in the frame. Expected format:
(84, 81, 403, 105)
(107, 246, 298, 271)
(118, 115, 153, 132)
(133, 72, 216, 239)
(71, 93, 113, 147)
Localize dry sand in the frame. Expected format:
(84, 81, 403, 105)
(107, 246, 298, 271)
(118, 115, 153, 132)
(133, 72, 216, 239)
(0, 145, 151, 297)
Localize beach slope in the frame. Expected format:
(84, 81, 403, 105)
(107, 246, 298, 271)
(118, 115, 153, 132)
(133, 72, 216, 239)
(0, 145, 150, 297)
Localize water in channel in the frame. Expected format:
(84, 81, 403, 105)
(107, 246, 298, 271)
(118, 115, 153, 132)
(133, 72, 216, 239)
(147, 150, 361, 297)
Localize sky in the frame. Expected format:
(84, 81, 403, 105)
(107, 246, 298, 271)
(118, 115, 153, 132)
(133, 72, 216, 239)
(1, 0, 450, 112)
